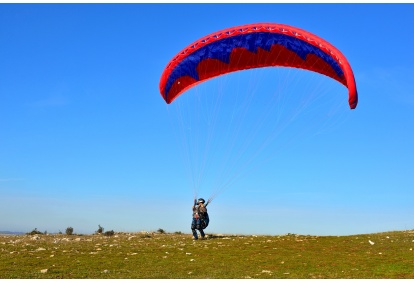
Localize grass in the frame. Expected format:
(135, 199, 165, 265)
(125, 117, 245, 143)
(1, 230, 413, 279)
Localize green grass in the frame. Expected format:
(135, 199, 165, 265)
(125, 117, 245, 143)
(1, 230, 413, 278)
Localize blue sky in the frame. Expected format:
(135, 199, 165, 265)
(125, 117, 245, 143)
(1, 3, 413, 236)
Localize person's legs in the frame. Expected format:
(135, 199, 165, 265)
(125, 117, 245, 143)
(196, 218, 206, 239)
(199, 228, 205, 238)
(191, 218, 198, 239)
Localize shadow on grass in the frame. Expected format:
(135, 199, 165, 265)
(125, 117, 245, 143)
(206, 234, 240, 239)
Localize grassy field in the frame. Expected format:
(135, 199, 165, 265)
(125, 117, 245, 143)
(1, 230, 413, 279)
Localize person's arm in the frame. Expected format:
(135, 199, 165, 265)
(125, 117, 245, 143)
(199, 203, 207, 213)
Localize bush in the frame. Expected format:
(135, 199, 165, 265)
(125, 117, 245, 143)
(157, 228, 166, 234)
(96, 225, 104, 234)
(65, 227, 74, 235)
(104, 230, 115, 237)
(27, 228, 43, 235)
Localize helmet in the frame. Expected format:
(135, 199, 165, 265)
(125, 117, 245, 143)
(197, 198, 205, 204)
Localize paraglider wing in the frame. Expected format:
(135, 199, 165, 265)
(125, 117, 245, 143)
(159, 23, 358, 109)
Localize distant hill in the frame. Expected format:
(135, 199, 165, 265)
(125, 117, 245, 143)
(0, 231, 24, 235)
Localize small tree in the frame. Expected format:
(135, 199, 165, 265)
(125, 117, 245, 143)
(157, 228, 166, 234)
(96, 225, 104, 234)
(65, 227, 74, 235)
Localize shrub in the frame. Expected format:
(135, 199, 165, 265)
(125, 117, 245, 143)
(27, 228, 43, 235)
(66, 227, 74, 235)
(96, 225, 104, 234)
(104, 230, 115, 237)
(157, 228, 166, 234)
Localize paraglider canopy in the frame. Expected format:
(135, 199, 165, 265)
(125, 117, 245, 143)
(159, 23, 358, 109)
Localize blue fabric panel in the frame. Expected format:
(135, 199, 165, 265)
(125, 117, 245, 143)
(165, 32, 343, 100)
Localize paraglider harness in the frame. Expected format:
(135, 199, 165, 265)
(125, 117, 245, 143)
(192, 199, 210, 230)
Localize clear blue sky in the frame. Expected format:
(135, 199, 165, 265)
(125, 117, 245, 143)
(1, 3, 413, 236)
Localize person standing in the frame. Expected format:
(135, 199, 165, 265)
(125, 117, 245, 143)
(191, 198, 210, 240)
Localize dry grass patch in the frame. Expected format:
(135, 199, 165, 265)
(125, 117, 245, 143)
(1, 230, 413, 278)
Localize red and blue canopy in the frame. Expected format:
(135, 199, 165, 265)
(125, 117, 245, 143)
(160, 23, 358, 109)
